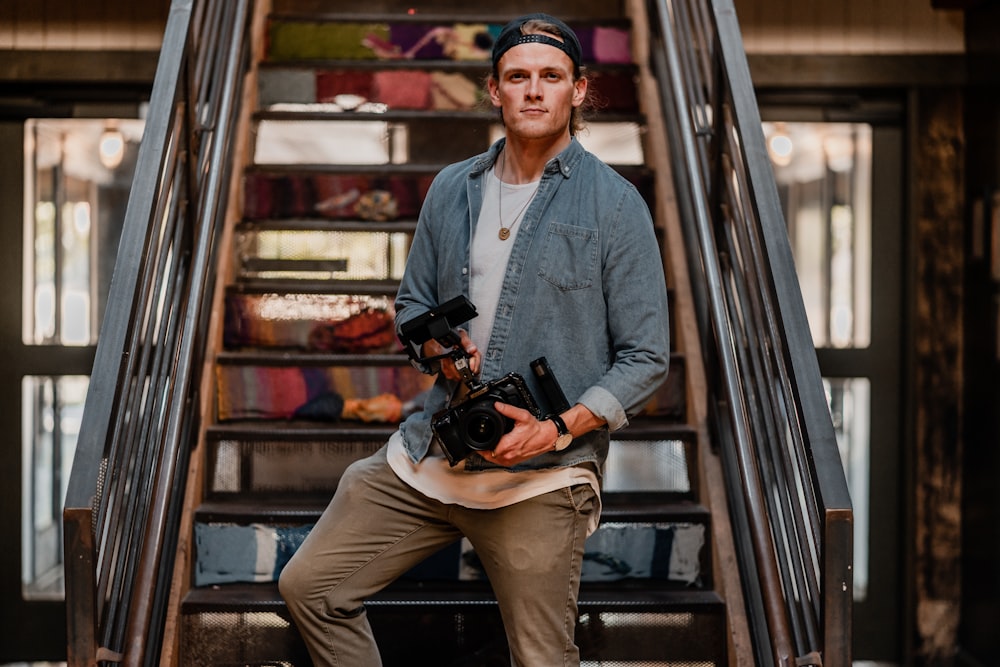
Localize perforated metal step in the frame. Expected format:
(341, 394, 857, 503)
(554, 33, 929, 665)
(181, 582, 726, 667)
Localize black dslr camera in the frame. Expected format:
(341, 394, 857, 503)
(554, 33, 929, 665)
(399, 296, 570, 466)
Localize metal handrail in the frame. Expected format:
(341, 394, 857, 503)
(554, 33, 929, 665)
(62, 1, 250, 665)
(647, 0, 854, 665)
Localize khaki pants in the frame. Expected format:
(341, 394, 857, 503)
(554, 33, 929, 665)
(279, 445, 597, 667)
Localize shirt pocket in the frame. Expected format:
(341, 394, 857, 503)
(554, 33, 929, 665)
(537, 221, 599, 291)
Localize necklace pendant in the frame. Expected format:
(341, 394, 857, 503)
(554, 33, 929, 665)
(498, 226, 511, 241)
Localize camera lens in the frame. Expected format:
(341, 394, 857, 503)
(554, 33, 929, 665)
(459, 403, 510, 450)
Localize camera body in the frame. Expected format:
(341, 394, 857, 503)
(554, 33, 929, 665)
(399, 296, 570, 466)
(432, 371, 540, 465)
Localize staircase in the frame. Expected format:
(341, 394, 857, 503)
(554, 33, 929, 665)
(171, 1, 736, 664)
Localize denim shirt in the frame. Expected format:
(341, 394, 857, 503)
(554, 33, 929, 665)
(395, 138, 670, 472)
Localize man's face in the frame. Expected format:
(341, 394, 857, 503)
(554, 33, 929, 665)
(489, 40, 587, 143)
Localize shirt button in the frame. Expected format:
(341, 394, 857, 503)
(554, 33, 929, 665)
(462, 267, 468, 275)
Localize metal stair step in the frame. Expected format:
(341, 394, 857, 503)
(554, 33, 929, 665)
(215, 350, 412, 366)
(182, 580, 722, 614)
(236, 218, 419, 232)
(263, 15, 633, 66)
(202, 418, 698, 498)
(256, 65, 641, 116)
(191, 524, 710, 586)
(205, 416, 697, 442)
(194, 495, 711, 525)
(179, 581, 726, 666)
(246, 162, 654, 177)
(267, 8, 632, 25)
(231, 221, 412, 283)
(242, 163, 654, 222)
(190, 532, 711, 593)
(254, 107, 643, 124)
(269, 0, 627, 22)
(230, 278, 403, 293)
(190, 489, 712, 590)
(223, 289, 399, 351)
(222, 281, 676, 356)
(210, 361, 685, 423)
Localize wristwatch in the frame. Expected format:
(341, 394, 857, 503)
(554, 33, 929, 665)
(549, 414, 573, 451)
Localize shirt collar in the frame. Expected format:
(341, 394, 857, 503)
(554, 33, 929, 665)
(471, 138, 582, 179)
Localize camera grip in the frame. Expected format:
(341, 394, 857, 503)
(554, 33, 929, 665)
(530, 357, 570, 415)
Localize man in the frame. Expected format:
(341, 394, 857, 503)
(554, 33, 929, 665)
(279, 13, 670, 666)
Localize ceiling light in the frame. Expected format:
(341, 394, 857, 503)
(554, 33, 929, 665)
(98, 126, 125, 169)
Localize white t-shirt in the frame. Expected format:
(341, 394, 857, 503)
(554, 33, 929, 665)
(386, 163, 601, 535)
(469, 165, 537, 345)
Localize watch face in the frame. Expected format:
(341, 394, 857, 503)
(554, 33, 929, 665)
(554, 433, 573, 451)
(550, 415, 571, 450)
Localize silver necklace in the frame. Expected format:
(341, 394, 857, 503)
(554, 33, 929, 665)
(497, 150, 535, 241)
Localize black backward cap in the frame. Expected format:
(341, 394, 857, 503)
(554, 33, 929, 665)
(491, 13, 582, 71)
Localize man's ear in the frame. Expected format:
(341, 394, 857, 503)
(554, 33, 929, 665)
(488, 76, 502, 108)
(572, 76, 588, 108)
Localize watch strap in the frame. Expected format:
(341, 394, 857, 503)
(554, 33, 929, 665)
(549, 413, 573, 451)
(549, 413, 570, 436)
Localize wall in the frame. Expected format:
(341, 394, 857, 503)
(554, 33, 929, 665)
(734, 0, 964, 54)
(959, 3, 1000, 664)
(0, 0, 169, 50)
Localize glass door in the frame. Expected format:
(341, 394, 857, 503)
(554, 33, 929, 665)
(0, 117, 142, 661)
(761, 111, 904, 663)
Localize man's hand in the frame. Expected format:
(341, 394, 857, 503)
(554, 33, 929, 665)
(423, 328, 481, 381)
(481, 401, 557, 466)
(483, 402, 605, 466)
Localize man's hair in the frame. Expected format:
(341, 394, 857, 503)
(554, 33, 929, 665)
(489, 18, 589, 135)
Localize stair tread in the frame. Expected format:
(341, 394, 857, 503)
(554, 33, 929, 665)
(182, 580, 723, 612)
(247, 162, 653, 175)
(258, 57, 639, 67)
(229, 278, 401, 294)
(194, 494, 710, 524)
(225, 279, 402, 295)
(216, 350, 410, 365)
(248, 161, 442, 175)
(255, 107, 645, 124)
(259, 59, 637, 72)
(224, 278, 677, 294)
(207, 419, 398, 440)
(266, 12, 632, 26)
(236, 217, 418, 232)
(215, 349, 684, 364)
(205, 418, 697, 441)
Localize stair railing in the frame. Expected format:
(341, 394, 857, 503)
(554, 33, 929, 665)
(646, 0, 854, 665)
(62, 1, 250, 665)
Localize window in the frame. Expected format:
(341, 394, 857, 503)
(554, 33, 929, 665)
(21, 375, 89, 599)
(764, 121, 874, 599)
(764, 121, 872, 349)
(21, 118, 143, 599)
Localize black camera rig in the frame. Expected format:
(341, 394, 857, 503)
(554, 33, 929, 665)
(399, 296, 570, 465)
